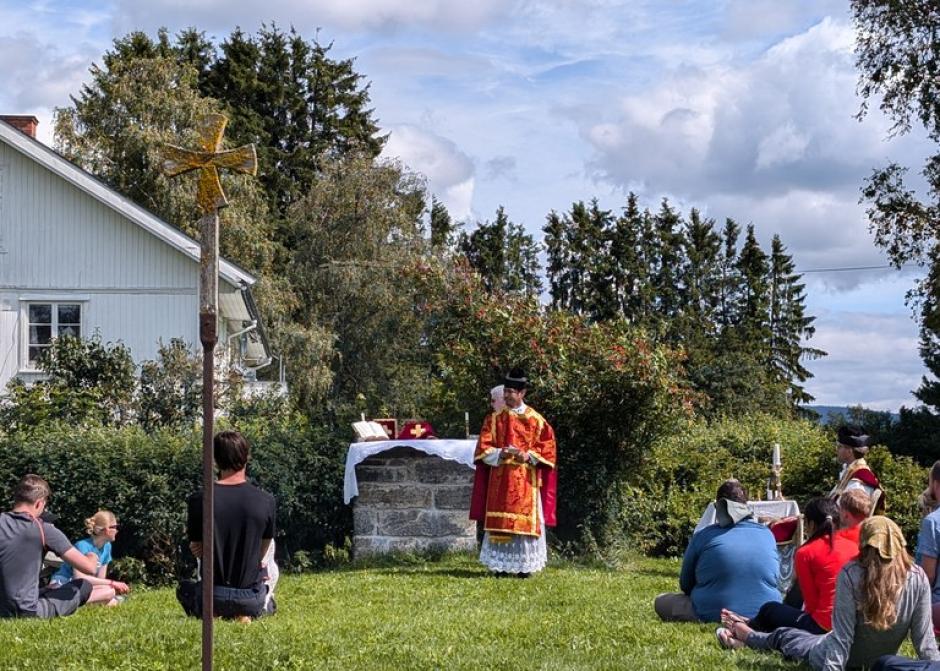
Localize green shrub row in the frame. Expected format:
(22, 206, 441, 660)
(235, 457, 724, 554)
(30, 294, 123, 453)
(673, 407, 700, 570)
(623, 414, 928, 556)
(0, 415, 350, 584)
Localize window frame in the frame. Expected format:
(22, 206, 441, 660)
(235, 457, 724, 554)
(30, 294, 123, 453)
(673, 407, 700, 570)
(19, 299, 86, 372)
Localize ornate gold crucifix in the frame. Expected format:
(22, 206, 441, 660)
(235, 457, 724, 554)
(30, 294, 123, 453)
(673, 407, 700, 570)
(161, 114, 256, 671)
(161, 114, 257, 214)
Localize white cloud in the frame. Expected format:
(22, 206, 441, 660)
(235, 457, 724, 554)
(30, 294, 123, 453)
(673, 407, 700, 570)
(381, 124, 475, 219)
(805, 309, 923, 410)
(111, 0, 510, 35)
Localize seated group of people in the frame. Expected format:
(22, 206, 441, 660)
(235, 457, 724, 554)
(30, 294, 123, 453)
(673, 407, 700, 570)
(655, 426, 940, 671)
(0, 430, 276, 622)
(0, 475, 129, 618)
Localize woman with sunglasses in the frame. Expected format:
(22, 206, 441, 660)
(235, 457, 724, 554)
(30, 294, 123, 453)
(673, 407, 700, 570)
(48, 510, 130, 606)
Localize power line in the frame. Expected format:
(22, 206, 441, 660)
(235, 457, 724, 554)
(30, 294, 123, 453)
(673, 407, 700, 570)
(797, 263, 920, 274)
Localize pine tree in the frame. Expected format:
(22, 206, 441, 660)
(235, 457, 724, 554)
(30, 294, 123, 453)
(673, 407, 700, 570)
(677, 208, 721, 346)
(543, 211, 571, 310)
(609, 193, 645, 321)
(768, 235, 826, 405)
(458, 207, 541, 296)
(429, 196, 455, 250)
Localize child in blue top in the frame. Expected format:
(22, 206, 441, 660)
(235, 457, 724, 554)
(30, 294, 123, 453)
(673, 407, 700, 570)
(49, 510, 130, 606)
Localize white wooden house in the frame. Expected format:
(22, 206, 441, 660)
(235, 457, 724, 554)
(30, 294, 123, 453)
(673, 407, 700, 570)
(0, 115, 271, 390)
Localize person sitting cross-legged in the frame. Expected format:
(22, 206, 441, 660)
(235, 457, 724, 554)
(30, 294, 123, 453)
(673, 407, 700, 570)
(0, 474, 100, 618)
(717, 516, 940, 670)
(47, 509, 130, 606)
(176, 430, 277, 621)
(654, 479, 780, 622)
(721, 497, 859, 635)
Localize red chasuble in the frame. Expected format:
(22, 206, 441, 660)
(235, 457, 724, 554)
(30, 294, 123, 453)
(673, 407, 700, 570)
(469, 406, 557, 536)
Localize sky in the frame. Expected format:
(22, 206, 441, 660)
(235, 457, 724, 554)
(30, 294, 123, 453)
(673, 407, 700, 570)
(0, 0, 934, 411)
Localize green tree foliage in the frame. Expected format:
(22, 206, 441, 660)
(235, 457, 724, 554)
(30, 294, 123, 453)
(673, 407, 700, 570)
(457, 206, 543, 297)
(428, 196, 456, 250)
(413, 263, 694, 550)
(0, 336, 135, 432)
(184, 25, 385, 218)
(543, 194, 821, 416)
(284, 155, 432, 415)
(137, 339, 202, 432)
(852, 1, 940, 423)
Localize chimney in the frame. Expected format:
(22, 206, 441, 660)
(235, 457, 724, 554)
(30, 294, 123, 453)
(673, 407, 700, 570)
(0, 115, 39, 139)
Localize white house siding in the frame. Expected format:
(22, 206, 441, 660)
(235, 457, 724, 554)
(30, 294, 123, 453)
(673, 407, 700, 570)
(0, 140, 237, 389)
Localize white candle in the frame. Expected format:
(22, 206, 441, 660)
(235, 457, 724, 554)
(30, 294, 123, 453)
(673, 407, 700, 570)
(772, 443, 781, 467)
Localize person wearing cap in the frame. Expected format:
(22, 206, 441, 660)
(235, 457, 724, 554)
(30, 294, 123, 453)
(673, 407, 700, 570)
(655, 479, 780, 622)
(830, 425, 884, 514)
(717, 516, 940, 669)
(469, 368, 557, 576)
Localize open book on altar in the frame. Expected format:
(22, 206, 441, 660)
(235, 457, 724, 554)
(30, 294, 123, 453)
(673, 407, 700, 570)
(352, 421, 390, 442)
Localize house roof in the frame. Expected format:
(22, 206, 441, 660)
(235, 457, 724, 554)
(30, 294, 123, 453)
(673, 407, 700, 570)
(0, 118, 256, 289)
(0, 118, 271, 367)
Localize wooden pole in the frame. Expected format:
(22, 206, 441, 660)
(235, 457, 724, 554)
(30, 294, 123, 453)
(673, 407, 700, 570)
(199, 210, 219, 671)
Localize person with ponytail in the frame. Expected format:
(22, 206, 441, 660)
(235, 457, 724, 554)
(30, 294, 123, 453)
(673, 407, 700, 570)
(718, 516, 940, 670)
(720, 497, 859, 635)
(49, 510, 129, 606)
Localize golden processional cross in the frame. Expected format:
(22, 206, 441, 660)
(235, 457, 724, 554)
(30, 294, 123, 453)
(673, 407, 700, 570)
(161, 114, 257, 671)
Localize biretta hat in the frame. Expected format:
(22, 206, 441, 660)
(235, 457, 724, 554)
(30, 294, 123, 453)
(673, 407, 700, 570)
(503, 368, 528, 390)
(837, 425, 871, 451)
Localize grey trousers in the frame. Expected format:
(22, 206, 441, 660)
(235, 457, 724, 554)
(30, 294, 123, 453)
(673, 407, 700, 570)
(35, 579, 92, 618)
(654, 592, 700, 622)
(746, 626, 823, 661)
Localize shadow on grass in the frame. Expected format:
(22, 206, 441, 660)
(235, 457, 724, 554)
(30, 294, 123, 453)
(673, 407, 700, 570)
(369, 567, 494, 579)
(633, 566, 680, 579)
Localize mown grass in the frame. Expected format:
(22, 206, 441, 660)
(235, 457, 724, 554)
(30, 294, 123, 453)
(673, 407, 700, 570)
(0, 553, 904, 670)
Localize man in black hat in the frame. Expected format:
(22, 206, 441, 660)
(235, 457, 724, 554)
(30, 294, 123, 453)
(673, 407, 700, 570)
(469, 368, 557, 576)
(829, 425, 883, 514)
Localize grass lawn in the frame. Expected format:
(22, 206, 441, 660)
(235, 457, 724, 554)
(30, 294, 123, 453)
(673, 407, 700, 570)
(1, 553, 907, 670)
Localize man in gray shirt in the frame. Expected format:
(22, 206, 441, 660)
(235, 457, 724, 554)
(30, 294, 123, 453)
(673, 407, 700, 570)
(0, 474, 98, 618)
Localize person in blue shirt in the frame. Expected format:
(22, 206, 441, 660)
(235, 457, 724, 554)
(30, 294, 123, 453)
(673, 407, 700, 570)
(655, 479, 780, 622)
(49, 510, 129, 606)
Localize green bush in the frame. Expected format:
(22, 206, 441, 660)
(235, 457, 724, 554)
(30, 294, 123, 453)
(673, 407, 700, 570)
(0, 415, 351, 585)
(624, 415, 928, 556)
(415, 264, 694, 551)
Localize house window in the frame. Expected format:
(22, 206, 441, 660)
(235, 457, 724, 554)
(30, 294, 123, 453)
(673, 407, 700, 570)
(27, 303, 82, 366)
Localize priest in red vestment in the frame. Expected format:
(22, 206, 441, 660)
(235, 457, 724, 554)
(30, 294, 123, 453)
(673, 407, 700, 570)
(469, 368, 557, 576)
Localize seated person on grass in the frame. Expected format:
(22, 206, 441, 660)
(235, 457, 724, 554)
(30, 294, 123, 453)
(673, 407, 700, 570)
(177, 430, 277, 621)
(0, 474, 99, 618)
(48, 509, 129, 606)
(717, 516, 940, 670)
(721, 497, 859, 635)
(916, 461, 940, 630)
(836, 488, 871, 546)
(654, 479, 780, 622)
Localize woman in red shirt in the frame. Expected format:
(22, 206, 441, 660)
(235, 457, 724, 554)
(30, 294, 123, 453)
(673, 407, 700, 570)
(721, 498, 859, 635)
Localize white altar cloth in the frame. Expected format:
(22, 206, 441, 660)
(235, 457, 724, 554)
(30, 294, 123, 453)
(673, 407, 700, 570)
(344, 439, 476, 504)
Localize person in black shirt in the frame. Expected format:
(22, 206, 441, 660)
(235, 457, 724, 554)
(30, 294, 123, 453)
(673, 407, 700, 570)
(176, 431, 277, 620)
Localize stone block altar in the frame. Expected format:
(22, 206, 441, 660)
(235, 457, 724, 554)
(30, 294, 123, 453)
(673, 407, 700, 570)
(347, 443, 478, 556)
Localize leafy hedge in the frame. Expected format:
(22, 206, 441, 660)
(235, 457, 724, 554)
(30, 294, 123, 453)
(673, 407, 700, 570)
(623, 414, 928, 556)
(0, 415, 350, 584)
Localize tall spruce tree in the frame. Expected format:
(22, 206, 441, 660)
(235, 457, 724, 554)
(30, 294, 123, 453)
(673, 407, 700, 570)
(543, 210, 571, 310)
(429, 196, 455, 250)
(768, 235, 826, 405)
(609, 194, 646, 322)
(458, 207, 542, 296)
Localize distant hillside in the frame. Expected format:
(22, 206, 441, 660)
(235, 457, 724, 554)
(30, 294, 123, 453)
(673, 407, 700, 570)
(803, 405, 899, 424)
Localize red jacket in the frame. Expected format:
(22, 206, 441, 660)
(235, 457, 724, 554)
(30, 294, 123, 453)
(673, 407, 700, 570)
(795, 531, 860, 630)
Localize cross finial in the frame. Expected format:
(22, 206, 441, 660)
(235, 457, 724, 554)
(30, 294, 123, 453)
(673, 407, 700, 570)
(161, 114, 257, 214)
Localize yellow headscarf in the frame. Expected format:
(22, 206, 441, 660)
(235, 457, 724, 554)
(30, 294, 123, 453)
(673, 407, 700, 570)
(860, 516, 907, 560)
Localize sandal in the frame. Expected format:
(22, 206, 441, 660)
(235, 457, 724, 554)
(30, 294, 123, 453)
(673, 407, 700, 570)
(716, 627, 744, 651)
